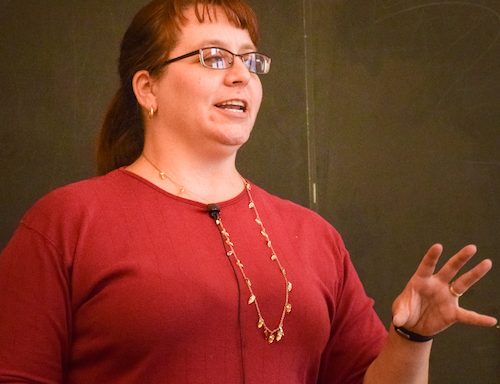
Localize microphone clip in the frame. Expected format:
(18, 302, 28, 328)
(207, 204, 221, 220)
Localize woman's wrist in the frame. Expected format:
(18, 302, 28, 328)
(393, 324, 434, 342)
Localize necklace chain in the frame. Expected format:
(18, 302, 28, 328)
(141, 153, 293, 343)
(142, 153, 186, 193)
(214, 180, 292, 343)
(142, 153, 211, 202)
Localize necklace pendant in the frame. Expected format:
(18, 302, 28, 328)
(257, 317, 265, 329)
(276, 327, 284, 342)
(263, 327, 284, 344)
(267, 332, 275, 344)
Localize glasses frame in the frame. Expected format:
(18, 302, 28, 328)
(162, 46, 271, 75)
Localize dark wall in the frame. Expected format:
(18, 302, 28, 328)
(310, 1, 499, 382)
(0, 1, 146, 241)
(1, 1, 498, 383)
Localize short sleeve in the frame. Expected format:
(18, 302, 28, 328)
(317, 245, 387, 384)
(0, 223, 71, 383)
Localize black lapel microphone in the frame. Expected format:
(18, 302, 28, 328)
(207, 204, 221, 220)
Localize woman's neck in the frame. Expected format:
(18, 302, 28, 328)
(126, 147, 245, 204)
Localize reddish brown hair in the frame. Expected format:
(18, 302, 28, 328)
(97, 0, 260, 175)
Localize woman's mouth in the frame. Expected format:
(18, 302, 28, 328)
(215, 99, 247, 113)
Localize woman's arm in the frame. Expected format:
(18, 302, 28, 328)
(0, 223, 70, 383)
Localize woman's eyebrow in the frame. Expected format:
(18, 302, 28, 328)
(198, 39, 257, 51)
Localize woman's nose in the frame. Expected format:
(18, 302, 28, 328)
(224, 56, 252, 86)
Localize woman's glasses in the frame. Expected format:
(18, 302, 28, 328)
(163, 47, 271, 75)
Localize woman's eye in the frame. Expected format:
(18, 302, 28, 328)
(204, 55, 226, 68)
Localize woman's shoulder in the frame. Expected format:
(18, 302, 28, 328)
(251, 183, 328, 218)
(29, 169, 124, 208)
(250, 182, 342, 237)
(20, 169, 131, 227)
(5, 170, 129, 254)
(249, 182, 350, 273)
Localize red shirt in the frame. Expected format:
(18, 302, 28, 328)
(0, 169, 386, 383)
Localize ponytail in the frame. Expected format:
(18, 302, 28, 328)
(96, 86, 144, 175)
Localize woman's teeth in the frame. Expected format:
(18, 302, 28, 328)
(216, 100, 246, 112)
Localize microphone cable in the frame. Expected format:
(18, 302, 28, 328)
(207, 204, 246, 384)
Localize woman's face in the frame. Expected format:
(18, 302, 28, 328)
(152, 6, 263, 158)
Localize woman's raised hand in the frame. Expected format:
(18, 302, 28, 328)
(392, 244, 497, 337)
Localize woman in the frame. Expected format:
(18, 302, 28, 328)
(0, 0, 496, 383)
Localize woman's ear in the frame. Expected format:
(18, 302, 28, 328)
(132, 70, 157, 115)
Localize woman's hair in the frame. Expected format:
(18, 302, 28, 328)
(96, 0, 259, 175)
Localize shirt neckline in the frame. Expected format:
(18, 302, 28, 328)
(118, 167, 250, 209)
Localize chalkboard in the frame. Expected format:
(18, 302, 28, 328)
(0, 1, 147, 242)
(311, 1, 499, 382)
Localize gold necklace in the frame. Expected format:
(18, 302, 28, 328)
(141, 153, 293, 343)
(142, 153, 210, 204)
(213, 180, 292, 343)
(141, 153, 186, 195)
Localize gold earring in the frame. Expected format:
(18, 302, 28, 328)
(148, 106, 156, 119)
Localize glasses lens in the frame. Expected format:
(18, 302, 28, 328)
(242, 52, 271, 75)
(201, 48, 231, 69)
(242, 53, 271, 74)
(200, 48, 271, 74)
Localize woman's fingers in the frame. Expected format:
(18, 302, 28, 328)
(450, 259, 493, 295)
(414, 243, 443, 278)
(456, 307, 498, 327)
(436, 244, 477, 283)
